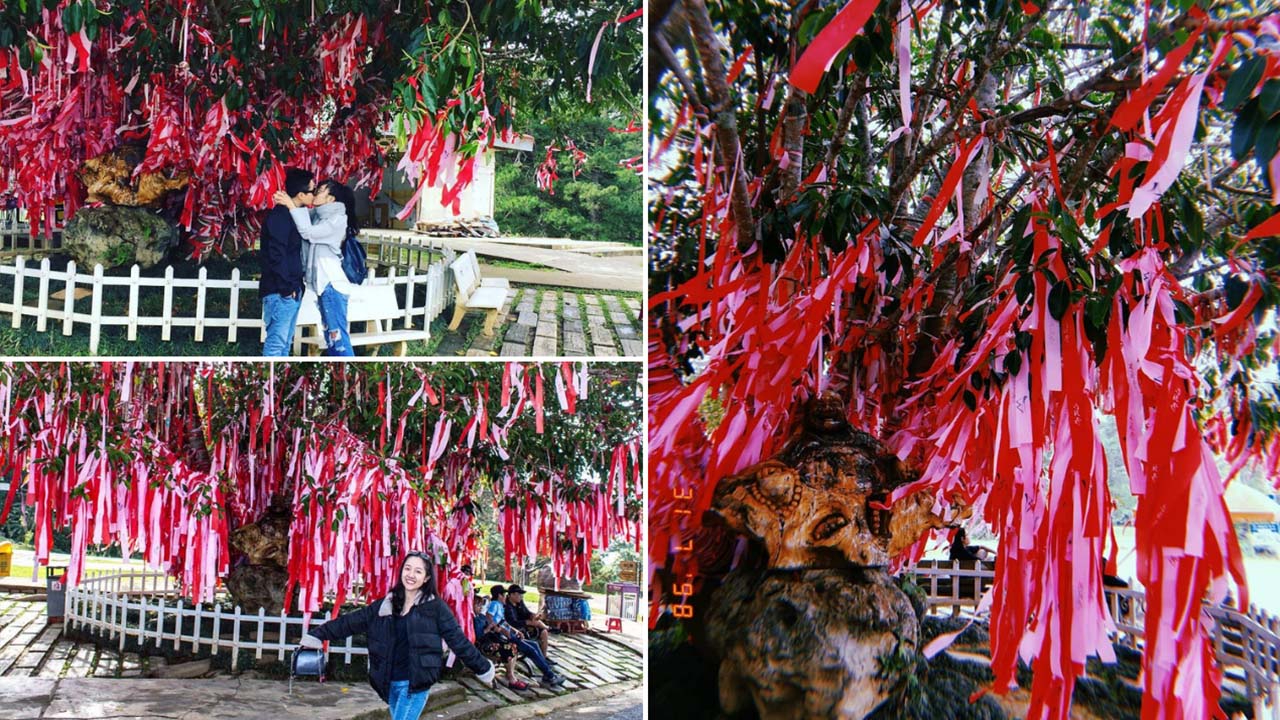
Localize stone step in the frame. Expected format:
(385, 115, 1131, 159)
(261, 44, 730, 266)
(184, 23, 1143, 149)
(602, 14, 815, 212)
(410, 680, 462, 708)
(419, 695, 497, 720)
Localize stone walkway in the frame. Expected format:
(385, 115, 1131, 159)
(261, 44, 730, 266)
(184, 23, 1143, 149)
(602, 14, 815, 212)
(0, 593, 642, 719)
(437, 288, 642, 358)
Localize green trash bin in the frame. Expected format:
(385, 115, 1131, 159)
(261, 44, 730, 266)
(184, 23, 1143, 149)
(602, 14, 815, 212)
(46, 567, 66, 623)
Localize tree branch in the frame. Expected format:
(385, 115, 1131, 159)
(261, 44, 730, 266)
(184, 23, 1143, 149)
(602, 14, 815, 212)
(684, 0, 756, 251)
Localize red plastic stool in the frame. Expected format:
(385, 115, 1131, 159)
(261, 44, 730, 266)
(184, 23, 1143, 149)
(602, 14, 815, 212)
(605, 617, 623, 633)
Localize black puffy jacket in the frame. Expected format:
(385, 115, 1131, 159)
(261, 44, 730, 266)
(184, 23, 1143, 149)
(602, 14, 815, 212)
(258, 205, 305, 300)
(307, 593, 491, 702)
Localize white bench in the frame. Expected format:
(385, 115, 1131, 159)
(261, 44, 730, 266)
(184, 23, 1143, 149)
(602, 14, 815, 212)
(448, 252, 508, 336)
(292, 282, 428, 356)
(460, 250, 511, 291)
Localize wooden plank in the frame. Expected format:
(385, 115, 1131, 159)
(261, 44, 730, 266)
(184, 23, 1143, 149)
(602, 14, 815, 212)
(161, 265, 174, 342)
(9, 255, 23, 328)
(61, 261, 76, 336)
(194, 266, 208, 342)
(227, 268, 241, 343)
(35, 258, 50, 332)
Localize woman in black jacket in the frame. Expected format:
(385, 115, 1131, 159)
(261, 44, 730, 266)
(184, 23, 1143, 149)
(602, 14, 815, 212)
(300, 552, 495, 720)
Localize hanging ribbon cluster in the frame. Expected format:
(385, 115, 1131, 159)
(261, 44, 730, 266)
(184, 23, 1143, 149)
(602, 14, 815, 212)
(496, 438, 641, 589)
(0, 362, 640, 623)
(650, 3, 1280, 718)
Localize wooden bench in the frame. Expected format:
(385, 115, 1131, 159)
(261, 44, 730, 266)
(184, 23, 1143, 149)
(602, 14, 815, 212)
(292, 282, 428, 356)
(448, 252, 508, 336)
(538, 588, 591, 633)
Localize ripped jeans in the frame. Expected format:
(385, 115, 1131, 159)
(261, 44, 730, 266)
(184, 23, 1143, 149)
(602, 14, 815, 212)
(317, 283, 354, 357)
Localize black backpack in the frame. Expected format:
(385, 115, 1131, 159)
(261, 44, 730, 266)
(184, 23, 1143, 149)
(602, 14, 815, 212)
(341, 229, 367, 285)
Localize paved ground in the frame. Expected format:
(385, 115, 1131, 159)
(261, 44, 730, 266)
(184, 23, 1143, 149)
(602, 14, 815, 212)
(438, 287, 642, 358)
(0, 592, 642, 719)
(551, 685, 643, 720)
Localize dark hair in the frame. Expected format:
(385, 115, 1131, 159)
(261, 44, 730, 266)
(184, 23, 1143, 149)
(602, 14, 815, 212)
(320, 179, 360, 239)
(284, 168, 315, 197)
(390, 552, 437, 616)
(490, 585, 506, 600)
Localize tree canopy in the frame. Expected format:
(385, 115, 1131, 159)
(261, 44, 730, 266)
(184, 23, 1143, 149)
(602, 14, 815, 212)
(649, 0, 1280, 717)
(0, 0, 641, 255)
(495, 115, 643, 245)
(0, 361, 642, 624)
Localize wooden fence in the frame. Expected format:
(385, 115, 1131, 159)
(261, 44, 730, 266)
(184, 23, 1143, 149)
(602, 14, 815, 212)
(0, 218, 61, 254)
(0, 231, 455, 354)
(910, 561, 1280, 717)
(65, 570, 368, 672)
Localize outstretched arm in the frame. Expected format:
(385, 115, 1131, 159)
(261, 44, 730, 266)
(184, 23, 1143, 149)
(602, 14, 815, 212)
(438, 600, 496, 681)
(302, 604, 374, 646)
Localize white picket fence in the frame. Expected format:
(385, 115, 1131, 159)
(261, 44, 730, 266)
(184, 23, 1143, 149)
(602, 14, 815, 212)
(0, 230, 456, 354)
(911, 561, 1280, 717)
(65, 570, 367, 672)
(0, 218, 61, 253)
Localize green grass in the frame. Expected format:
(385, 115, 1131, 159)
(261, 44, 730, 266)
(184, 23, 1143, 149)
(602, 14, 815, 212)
(484, 258, 559, 272)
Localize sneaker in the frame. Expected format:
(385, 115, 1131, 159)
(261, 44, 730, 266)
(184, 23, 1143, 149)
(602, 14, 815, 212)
(540, 674, 566, 688)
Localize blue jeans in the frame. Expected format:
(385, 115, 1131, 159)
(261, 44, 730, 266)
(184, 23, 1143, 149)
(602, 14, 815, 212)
(262, 293, 300, 356)
(317, 283, 354, 357)
(387, 680, 429, 720)
(514, 637, 555, 679)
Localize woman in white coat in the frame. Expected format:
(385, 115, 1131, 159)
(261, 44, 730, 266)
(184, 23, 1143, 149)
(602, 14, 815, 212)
(272, 179, 358, 356)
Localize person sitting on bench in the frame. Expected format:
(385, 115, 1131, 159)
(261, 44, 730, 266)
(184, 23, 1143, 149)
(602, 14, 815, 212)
(505, 584, 551, 654)
(948, 527, 994, 562)
(471, 592, 528, 691)
(486, 586, 564, 688)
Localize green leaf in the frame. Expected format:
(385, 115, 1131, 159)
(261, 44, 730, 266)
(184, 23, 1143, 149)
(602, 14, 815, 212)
(1015, 273, 1035, 305)
(1260, 80, 1280, 118)
(1225, 56, 1266, 111)
(1096, 19, 1129, 61)
(1258, 117, 1280, 169)
(1074, 266, 1094, 291)
(1048, 280, 1070, 320)
(1003, 350, 1023, 377)
(1233, 99, 1263, 162)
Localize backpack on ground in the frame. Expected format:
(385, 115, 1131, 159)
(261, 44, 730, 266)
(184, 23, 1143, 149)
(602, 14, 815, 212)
(342, 229, 368, 285)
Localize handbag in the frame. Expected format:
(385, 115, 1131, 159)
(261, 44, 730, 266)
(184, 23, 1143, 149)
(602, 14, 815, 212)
(341, 229, 368, 285)
(289, 646, 327, 694)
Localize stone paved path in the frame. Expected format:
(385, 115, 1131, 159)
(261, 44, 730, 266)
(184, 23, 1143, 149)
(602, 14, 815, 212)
(0, 593, 641, 718)
(436, 288, 642, 358)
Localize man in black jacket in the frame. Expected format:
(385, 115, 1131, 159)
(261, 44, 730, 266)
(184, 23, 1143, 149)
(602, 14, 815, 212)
(260, 168, 314, 356)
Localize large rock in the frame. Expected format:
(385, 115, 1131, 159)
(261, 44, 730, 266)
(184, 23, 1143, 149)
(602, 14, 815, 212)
(61, 206, 179, 270)
(707, 567, 920, 720)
